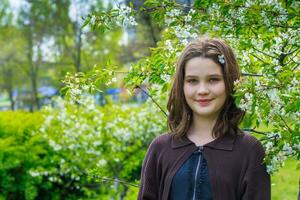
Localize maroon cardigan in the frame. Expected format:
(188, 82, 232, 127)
(138, 132, 270, 200)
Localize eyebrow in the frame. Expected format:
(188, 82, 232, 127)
(185, 74, 223, 78)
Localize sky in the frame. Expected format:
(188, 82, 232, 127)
(9, 0, 22, 10)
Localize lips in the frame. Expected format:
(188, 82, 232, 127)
(195, 99, 212, 106)
(196, 99, 212, 102)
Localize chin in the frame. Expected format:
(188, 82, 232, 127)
(194, 111, 217, 117)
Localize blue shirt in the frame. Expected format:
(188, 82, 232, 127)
(169, 146, 213, 200)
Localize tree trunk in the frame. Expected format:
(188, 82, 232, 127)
(8, 88, 15, 110)
(1, 67, 15, 110)
(30, 67, 39, 110)
(75, 25, 82, 72)
(6, 69, 15, 110)
(120, 186, 129, 200)
(26, 29, 40, 111)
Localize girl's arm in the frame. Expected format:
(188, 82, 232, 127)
(242, 140, 271, 200)
(138, 140, 159, 200)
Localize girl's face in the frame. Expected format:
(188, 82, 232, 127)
(183, 57, 226, 119)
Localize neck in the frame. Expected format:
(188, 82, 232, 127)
(188, 114, 219, 139)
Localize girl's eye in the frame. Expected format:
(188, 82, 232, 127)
(209, 78, 219, 83)
(187, 79, 197, 83)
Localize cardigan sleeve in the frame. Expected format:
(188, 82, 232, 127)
(242, 140, 271, 200)
(138, 139, 159, 200)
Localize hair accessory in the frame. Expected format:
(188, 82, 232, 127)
(218, 54, 225, 65)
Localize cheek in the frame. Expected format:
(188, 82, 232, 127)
(183, 85, 194, 99)
(183, 84, 189, 96)
(213, 82, 226, 96)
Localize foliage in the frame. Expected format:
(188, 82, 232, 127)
(84, 0, 300, 174)
(84, 4, 137, 33)
(0, 111, 46, 199)
(0, 98, 166, 199)
(0, 111, 92, 199)
(37, 90, 166, 198)
(0, 109, 298, 199)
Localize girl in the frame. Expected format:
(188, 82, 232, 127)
(138, 37, 270, 200)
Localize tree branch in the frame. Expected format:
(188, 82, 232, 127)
(292, 63, 300, 71)
(249, 52, 269, 65)
(278, 114, 293, 133)
(242, 128, 281, 141)
(252, 46, 278, 59)
(136, 85, 168, 117)
(260, 134, 281, 141)
(285, 48, 300, 65)
(90, 175, 139, 188)
(241, 73, 264, 77)
(242, 128, 268, 135)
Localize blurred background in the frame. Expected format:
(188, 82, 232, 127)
(0, 0, 168, 111)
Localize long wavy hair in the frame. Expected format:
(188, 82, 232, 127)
(167, 37, 245, 139)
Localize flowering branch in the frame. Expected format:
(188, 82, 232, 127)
(278, 115, 293, 133)
(242, 128, 282, 141)
(252, 46, 278, 59)
(260, 134, 281, 141)
(249, 52, 269, 65)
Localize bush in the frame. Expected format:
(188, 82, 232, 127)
(0, 111, 47, 199)
(0, 97, 167, 199)
(0, 111, 90, 199)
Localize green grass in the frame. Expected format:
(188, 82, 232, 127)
(271, 159, 299, 200)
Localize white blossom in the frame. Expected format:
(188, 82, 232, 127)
(111, 77, 117, 82)
(184, 15, 192, 22)
(265, 141, 273, 153)
(282, 143, 294, 155)
(239, 92, 253, 111)
(165, 40, 174, 52)
(49, 139, 62, 151)
(116, 5, 137, 26)
(161, 74, 171, 82)
(29, 170, 40, 177)
(166, 9, 182, 17)
(165, 9, 182, 25)
(189, 9, 196, 15)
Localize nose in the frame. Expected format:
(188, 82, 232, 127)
(196, 83, 209, 95)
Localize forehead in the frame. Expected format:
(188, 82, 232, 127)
(185, 57, 223, 77)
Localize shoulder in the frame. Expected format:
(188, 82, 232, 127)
(236, 131, 263, 148)
(142, 133, 172, 166)
(235, 132, 266, 161)
(149, 132, 172, 150)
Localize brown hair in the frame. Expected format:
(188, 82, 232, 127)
(167, 37, 245, 139)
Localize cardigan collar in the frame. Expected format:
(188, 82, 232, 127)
(171, 133, 237, 151)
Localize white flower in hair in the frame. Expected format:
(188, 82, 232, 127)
(218, 54, 225, 64)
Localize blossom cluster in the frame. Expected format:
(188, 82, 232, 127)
(33, 81, 167, 188)
(83, 0, 299, 177)
(164, 8, 198, 46)
(264, 133, 298, 174)
(116, 5, 137, 27)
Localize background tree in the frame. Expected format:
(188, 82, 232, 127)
(18, 0, 59, 110)
(0, 0, 27, 110)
